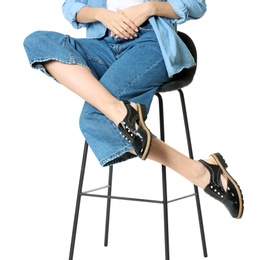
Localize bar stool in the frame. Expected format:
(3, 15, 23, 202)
(69, 31, 208, 260)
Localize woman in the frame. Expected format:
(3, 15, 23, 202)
(23, 0, 244, 219)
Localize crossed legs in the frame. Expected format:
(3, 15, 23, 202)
(25, 30, 243, 218)
(44, 61, 244, 219)
(44, 61, 221, 190)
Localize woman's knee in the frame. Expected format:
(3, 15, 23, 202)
(24, 31, 48, 50)
(24, 30, 65, 54)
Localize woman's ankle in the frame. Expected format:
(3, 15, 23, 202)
(194, 160, 211, 189)
(113, 101, 138, 126)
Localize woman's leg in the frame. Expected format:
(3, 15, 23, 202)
(42, 35, 219, 190)
(44, 62, 128, 126)
(23, 30, 157, 164)
(53, 62, 216, 190)
(48, 57, 226, 191)
(147, 138, 226, 190)
(24, 31, 128, 126)
(44, 44, 243, 218)
(148, 138, 244, 219)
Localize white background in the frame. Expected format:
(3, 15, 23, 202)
(1, 0, 267, 259)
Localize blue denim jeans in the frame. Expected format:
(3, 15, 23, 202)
(23, 23, 170, 166)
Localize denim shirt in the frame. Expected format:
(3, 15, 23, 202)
(62, 0, 207, 77)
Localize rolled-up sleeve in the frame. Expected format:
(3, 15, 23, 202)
(62, 0, 88, 29)
(167, 0, 207, 24)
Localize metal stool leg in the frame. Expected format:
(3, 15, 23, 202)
(69, 141, 88, 260)
(178, 89, 208, 257)
(162, 168, 170, 260)
(156, 93, 170, 260)
(104, 165, 113, 246)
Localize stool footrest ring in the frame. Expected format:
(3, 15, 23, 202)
(81, 191, 197, 204)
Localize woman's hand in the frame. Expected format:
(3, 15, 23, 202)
(118, 3, 153, 29)
(111, 2, 155, 39)
(97, 9, 138, 39)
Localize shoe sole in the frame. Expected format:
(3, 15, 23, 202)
(137, 104, 152, 160)
(211, 153, 244, 219)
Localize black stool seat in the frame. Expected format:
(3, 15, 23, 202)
(157, 31, 197, 93)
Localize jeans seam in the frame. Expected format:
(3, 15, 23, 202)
(118, 56, 164, 99)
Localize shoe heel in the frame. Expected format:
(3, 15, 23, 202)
(212, 153, 228, 168)
(139, 104, 148, 121)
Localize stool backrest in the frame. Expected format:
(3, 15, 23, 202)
(157, 31, 197, 93)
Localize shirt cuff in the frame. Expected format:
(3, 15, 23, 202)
(167, 0, 189, 24)
(64, 2, 87, 29)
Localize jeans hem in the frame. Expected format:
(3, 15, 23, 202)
(100, 146, 137, 167)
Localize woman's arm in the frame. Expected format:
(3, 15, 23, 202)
(144, 1, 180, 19)
(118, 2, 180, 29)
(119, 0, 206, 27)
(76, 7, 106, 23)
